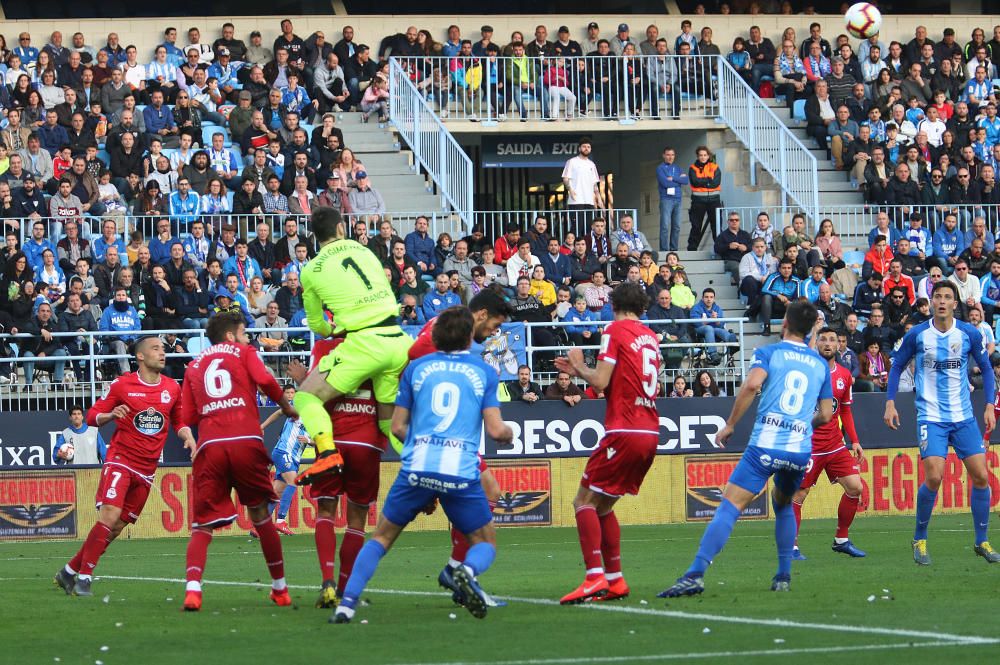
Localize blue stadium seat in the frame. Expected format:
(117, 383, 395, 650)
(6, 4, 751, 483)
(792, 99, 806, 122)
(96, 148, 111, 165)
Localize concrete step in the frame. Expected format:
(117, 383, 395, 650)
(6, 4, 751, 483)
(360, 152, 413, 169)
(819, 191, 866, 205)
(818, 180, 859, 192)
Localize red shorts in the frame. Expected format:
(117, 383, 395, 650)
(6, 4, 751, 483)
(800, 448, 861, 489)
(478, 455, 488, 474)
(581, 432, 658, 498)
(95, 463, 152, 524)
(308, 443, 383, 506)
(191, 438, 277, 528)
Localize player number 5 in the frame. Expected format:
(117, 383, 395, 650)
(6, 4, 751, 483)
(641, 347, 658, 398)
(204, 358, 233, 398)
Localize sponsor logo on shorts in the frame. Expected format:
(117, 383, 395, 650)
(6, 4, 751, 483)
(684, 457, 769, 522)
(0, 472, 77, 539)
(491, 460, 552, 526)
(133, 408, 166, 436)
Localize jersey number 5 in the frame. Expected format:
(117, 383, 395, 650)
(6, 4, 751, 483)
(205, 358, 233, 398)
(641, 347, 658, 398)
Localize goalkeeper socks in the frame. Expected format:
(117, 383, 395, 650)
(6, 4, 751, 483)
(277, 484, 296, 521)
(79, 522, 112, 576)
(914, 484, 938, 541)
(836, 494, 860, 540)
(463, 542, 497, 577)
(314, 517, 337, 583)
(574, 504, 604, 579)
(598, 511, 622, 579)
(294, 391, 334, 452)
(340, 540, 386, 610)
(379, 419, 403, 454)
(688, 498, 740, 576)
(185, 528, 213, 585)
(971, 485, 991, 544)
(792, 500, 803, 546)
(773, 500, 796, 578)
(253, 516, 286, 582)
(338, 528, 365, 596)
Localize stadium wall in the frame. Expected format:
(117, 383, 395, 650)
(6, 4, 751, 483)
(1, 15, 997, 64)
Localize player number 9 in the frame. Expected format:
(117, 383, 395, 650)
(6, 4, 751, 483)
(779, 370, 808, 415)
(431, 382, 460, 432)
(204, 358, 233, 398)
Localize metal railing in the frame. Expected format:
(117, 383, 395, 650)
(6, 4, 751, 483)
(388, 58, 474, 230)
(390, 54, 719, 123)
(523, 316, 749, 389)
(716, 204, 1000, 250)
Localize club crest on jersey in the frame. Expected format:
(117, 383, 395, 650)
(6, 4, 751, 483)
(950, 342, 961, 354)
(133, 407, 165, 436)
(836, 378, 845, 390)
(161, 390, 171, 404)
(607, 447, 617, 459)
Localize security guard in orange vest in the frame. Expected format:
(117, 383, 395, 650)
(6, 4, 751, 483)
(687, 146, 722, 252)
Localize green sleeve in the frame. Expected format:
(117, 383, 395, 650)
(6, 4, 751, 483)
(302, 277, 333, 339)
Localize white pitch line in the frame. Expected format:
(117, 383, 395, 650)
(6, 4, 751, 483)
(392, 641, 980, 665)
(98, 575, 999, 647)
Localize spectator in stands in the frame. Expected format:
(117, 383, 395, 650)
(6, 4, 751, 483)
(55, 220, 92, 275)
(805, 79, 836, 151)
(803, 41, 831, 85)
(99, 286, 141, 377)
(827, 105, 859, 170)
(693, 371, 723, 397)
(714, 212, 751, 281)
(861, 145, 892, 206)
(798, 264, 826, 302)
(275, 270, 303, 322)
(422, 273, 461, 320)
(143, 90, 179, 147)
(883, 286, 912, 332)
(199, 257, 223, 295)
(347, 171, 385, 219)
(837, 331, 861, 378)
(800, 22, 832, 61)
(345, 44, 378, 108)
(402, 215, 435, 276)
(172, 268, 209, 329)
(506, 365, 542, 403)
(669, 374, 693, 398)
(21, 301, 69, 391)
(857, 338, 891, 392)
(894, 238, 925, 278)
(825, 57, 856, 109)
(883, 259, 917, 304)
(687, 146, 721, 252)
(817, 282, 851, 331)
(949, 259, 983, 318)
(746, 26, 776, 91)
(980, 258, 1000, 322)
(965, 216, 996, 252)
(738, 238, 775, 320)
(931, 212, 964, 274)
(960, 238, 991, 278)
(774, 39, 807, 110)
(690, 287, 735, 365)
(507, 238, 541, 286)
(886, 162, 921, 216)
(862, 234, 894, 281)
(757, 259, 799, 335)
(545, 370, 585, 407)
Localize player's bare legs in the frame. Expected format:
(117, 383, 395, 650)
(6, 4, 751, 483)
(792, 473, 866, 559)
(294, 369, 346, 483)
(444, 469, 500, 579)
(561, 487, 622, 604)
(58, 504, 126, 596)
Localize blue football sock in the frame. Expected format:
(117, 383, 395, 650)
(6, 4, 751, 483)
(277, 484, 296, 520)
(971, 485, 991, 544)
(773, 500, 796, 578)
(340, 540, 386, 610)
(914, 484, 938, 541)
(687, 498, 740, 576)
(462, 542, 496, 577)
(267, 501, 278, 517)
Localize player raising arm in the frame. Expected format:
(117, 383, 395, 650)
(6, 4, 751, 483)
(332, 307, 513, 623)
(660, 300, 834, 597)
(54, 337, 194, 597)
(257, 385, 311, 537)
(293, 207, 412, 485)
(555, 283, 661, 604)
(884, 280, 1000, 565)
(180, 313, 298, 611)
(792, 327, 867, 560)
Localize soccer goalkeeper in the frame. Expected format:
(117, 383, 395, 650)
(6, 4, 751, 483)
(293, 207, 412, 485)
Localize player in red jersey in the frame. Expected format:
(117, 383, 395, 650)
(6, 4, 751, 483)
(284, 337, 387, 609)
(54, 337, 194, 597)
(792, 327, 866, 559)
(555, 283, 661, 604)
(408, 291, 514, 600)
(179, 313, 298, 611)
(983, 355, 1000, 444)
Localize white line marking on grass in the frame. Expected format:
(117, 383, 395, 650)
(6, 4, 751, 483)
(392, 641, 983, 665)
(99, 575, 999, 647)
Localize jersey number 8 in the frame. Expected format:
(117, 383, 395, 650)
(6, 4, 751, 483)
(779, 370, 809, 414)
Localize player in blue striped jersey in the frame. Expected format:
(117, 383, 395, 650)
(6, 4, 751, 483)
(660, 300, 834, 597)
(884, 280, 1000, 565)
(332, 307, 514, 623)
(256, 386, 311, 536)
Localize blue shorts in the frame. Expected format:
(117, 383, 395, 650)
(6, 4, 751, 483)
(271, 448, 301, 476)
(728, 445, 812, 497)
(382, 470, 492, 535)
(918, 420, 987, 460)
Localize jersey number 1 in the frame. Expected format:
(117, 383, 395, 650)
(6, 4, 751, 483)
(342, 257, 373, 290)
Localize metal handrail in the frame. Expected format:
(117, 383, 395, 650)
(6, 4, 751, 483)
(388, 58, 474, 230)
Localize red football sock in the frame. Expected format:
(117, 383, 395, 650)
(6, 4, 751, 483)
(836, 494, 860, 540)
(792, 500, 803, 546)
(78, 522, 112, 576)
(185, 528, 213, 583)
(337, 528, 365, 596)
(574, 504, 604, 579)
(314, 517, 337, 583)
(253, 516, 285, 581)
(598, 511, 622, 577)
(449, 501, 496, 564)
(67, 547, 84, 574)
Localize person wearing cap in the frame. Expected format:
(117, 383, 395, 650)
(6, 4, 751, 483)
(348, 170, 385, 219)
(582, 22, 601, 55)
(553, 26, 582, 59)
(934, 28, 962, 65)
(207, 48, 245, 102)
(228, 91, 255, 143)
(472, 26, 495, 58)
(317, 171, 350, 214)
(610, 23, 636, 56)
(314, 53, 350, 113)
(246, 30, 273, 68)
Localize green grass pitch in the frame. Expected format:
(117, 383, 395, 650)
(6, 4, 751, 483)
(3, 514, 998, 665)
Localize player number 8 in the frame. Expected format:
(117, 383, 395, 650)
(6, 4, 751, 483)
(779, 370, 808, 415)
(204, 358, 233, 398)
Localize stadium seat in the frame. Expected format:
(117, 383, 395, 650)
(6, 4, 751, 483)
(96, 148, 110, 165)
(187, 336, 210, 356)
(792, 99, 806, 122)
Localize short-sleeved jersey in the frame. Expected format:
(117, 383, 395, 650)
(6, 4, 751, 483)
(748, 340, 833, 454)
(395, 350, 500, 479)
(301, 239, 398, 337)
(272, 418, 309, 464)
(182, 343, 284, 449)
(408, 317, 439, 361)
(891, 320, 995, 423)
(598, 318, 661, 433)
(310, 339, 385, 450)
(87, 373, 184, 477)
(811, 362, 854, 455)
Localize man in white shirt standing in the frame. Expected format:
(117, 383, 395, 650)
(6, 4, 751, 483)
(561, 137, 605, 236)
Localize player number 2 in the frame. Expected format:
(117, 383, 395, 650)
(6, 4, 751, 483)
(204, 358, 233, 398)
(431, 382, 460, 432)
(641, 347, 658, 398)
(341, 257, 373, 290)
(779, 370, 809, 414)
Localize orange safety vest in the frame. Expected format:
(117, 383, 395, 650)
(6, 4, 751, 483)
(689, 161, 721, 195)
